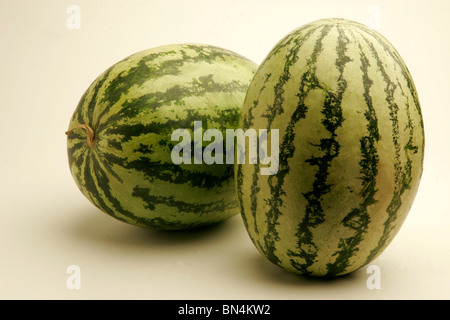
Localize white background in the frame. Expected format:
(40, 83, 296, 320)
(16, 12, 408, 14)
(1, 0, 449, 299)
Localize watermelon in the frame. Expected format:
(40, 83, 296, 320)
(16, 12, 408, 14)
(235, 18, 424, 276)
(66, 43, 257, 230)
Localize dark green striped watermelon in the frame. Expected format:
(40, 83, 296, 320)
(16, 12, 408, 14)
(67, 43, 257, 230)
(236, 18, 424, 276)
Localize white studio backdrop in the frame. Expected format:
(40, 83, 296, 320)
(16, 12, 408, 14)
(0, 0, 449, 299)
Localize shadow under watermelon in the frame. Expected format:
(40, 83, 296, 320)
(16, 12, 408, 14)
(69, 207, 238, 250)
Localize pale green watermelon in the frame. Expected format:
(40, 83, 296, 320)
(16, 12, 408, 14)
(236, 18, 424, 276)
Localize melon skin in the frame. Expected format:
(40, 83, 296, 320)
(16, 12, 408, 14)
(235, 18, 424, 276)
(67, 43, 257, 230)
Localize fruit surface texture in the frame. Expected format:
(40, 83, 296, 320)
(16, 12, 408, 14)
(236, 18, 425, 276)
(67, 43, 257, 230)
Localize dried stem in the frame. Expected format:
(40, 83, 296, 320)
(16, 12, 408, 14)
(65, 124, 96, 148)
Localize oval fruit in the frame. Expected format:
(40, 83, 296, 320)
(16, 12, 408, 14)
(67, 44, 257, 230)
(236, 18, 425, 276)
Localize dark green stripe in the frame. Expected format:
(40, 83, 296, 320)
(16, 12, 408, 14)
(71, 90, 88, 124)
(90, 152, 135, 221)
(244, 72, 272, 129)
(326, 37, 379, 276)
(360, 35, 412, 265)
(94, 45, 251, 130)
(96, 74, 247, 135)
(67, 132, 87, 169)
(72, 146, 89, 188)
(86, 66, 115, 127)
(214, 107, 242, 132)
(82, 151, 121, 220)
(262, 32, 303, 126)
(100, 102, 240, 180)
(261, 24, 323, 72)
(94, 50, 179, 129)
(235, 163, 248, 230)
(249, 167, 260, 233)
(132, 186, 237, 215)
(70, 65, 111, 128)
(95, 150, 124, 184)
(237, 74, 272, 235)
(101, 151, 233, 190)
(359, 24, 425, 162)
(180, 44, 254, 64)
(257, 24, 332, 268)
(351, 23, 423, 130)
(242, 26, 326, 265)
(286, 24, 344, 275)
(132, 216, 198, 230)
(242, 26, 320, 132)
(102, 106, 234, 144)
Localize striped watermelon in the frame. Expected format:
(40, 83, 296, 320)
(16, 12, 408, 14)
(66, 43, 257, 230)
(236, 18, 424, 276)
